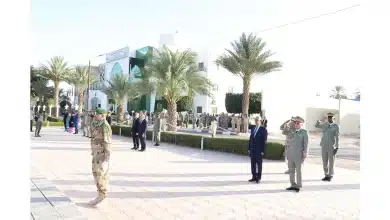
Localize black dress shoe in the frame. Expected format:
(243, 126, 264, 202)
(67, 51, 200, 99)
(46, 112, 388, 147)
(322, 176, 331, 181)
(255, 179, 260, 184)
(139, 149, 145, 152)
(286, 187, 295, 190)
(293, 188, 300, 192)
(248, 178, 256, 182)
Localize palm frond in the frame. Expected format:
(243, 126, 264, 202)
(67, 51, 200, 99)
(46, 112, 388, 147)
(215, 32, 282, 79)
(144, 46, 213, 104)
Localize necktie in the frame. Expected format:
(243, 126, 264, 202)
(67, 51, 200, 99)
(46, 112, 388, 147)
(254, 126, 259, 135)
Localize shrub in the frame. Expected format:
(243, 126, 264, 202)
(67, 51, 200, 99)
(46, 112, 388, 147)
(33, 121, 63, 126)
(225, 92, 262, 114)
(111, 125, 284, 160)
(47, 115, 62, 122)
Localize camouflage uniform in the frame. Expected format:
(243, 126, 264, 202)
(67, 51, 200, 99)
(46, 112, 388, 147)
(184, 113, 189, 128)
(153, 113, 163, 145)
(222, 114, 229, 130)
(190, 113, 197, 129)
(90, 112, 112, 204)
(231, 115, 237, 132)
(236, 116, 242, 133)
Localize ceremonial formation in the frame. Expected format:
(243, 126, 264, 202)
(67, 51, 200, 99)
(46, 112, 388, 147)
(30, 102, 342, 205)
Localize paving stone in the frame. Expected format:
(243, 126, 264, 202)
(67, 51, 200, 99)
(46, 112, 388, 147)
(31, 128, 360, 220)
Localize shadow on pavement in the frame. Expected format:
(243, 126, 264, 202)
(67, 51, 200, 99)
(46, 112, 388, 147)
(52, 179, 324, 187)
(63, 183, 359, 199)
(73, 172, 286, 178)
(31, 146, 132, 152)
(31, 196, 72, 203)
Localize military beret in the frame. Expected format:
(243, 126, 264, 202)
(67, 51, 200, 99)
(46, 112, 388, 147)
(327, 112, 336, 117)
(95, 108, 106, 115)
(292, 116, 305, 123)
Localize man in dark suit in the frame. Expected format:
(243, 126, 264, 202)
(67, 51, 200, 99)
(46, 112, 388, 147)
(137, 112, 148, 152)
(131, 112, 140, 150)
(248, 116, 268, 183)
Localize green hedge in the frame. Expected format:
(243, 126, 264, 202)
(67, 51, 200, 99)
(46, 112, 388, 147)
(111, 125, 284, 160)
(47, 115, 62, 122)
(225, 92, 262, 114)
(33, 121, 63, 126)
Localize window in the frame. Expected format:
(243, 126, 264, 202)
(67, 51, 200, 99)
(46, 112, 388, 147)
(198, 62, 205, 71)
(197, 106, 202, 113)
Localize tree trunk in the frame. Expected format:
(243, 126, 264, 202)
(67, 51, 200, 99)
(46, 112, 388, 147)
(242, 78, 251, 133)
(167, 101, 177, 131)
(78, 91, 84, 112)
(117, 104, 124, 122)
(54, 81, 60, 107)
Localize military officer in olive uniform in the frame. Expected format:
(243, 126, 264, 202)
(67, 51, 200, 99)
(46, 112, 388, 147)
(89, 108, 112, 205)
(315, 112, 340, 181)
(280, 116, 296, 174)
(283, 116, 309, 192)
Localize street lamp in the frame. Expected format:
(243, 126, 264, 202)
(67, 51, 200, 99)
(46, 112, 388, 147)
(86, 54, 105, 111)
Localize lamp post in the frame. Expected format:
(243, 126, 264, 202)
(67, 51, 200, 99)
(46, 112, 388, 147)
(86, 53, 105, 112)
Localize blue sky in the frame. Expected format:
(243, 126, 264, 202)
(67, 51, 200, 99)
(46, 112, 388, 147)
(32, 0, 362, 95)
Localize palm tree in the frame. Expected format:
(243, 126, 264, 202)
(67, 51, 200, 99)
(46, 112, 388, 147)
(330, 85, 348, 123)
(66, 65, 96, 111)
(40, 56, 71, 107)
(216, 33, 282, 133)
(143, 46, 213, 131)
(31, 78, 51, 104)
(330, 85, 348, 99)
(101, 74, 144, 122)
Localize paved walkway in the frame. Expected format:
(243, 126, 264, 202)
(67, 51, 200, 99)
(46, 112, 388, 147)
(31, 128, 360, 220)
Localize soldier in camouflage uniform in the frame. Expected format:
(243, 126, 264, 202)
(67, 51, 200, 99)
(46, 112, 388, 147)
(206, 114, 211, 127)
(222, 113, 229, 130)
(218, 113, 223, 129)
(190, 113, 197, 129)
(153, 113, 163, 146)
(236, 115, 242, 133)
(231, 114, 237, 132)
(184, 112, 189, 128)
(89, 108, 112, 205)
(280, 116, 296, 174)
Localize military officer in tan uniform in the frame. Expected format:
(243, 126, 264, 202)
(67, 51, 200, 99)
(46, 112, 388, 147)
(283, 116, 309, 192)
(280, 116, 296, 174)
(89, 108, 112, 205)
(315, 112, 340, 181)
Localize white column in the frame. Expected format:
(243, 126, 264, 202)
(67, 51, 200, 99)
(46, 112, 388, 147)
(150, 90, 156, 112)
(49, 105, 52, 116)
(56, 105, 60, 117)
